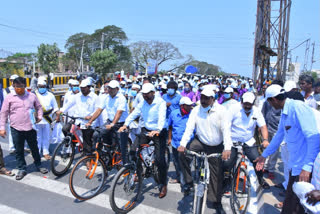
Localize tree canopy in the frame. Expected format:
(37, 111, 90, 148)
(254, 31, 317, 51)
(90, 49, 117, 76)
(37, 43, 60, 74)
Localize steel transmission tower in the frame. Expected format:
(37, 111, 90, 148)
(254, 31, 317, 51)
(252, 0, 292, 85)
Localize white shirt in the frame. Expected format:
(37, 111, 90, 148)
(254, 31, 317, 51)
(221, 99, 238, 110)
(61, 91, 98, 129)
(98, 92, 128, 123)
(63, 91, 78, 117)
(97, 93, 108, 125)
(229, 104, 266, 146)
(35, 91, 59, 125)
(301, 91, 317, 109)
(180, 102, 232, 150)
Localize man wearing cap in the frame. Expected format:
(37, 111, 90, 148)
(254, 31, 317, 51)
(125, 79, 133, 98)
(224, 92, 270, 190)
(168, 97, 193, 187)
(0, 77, 48, 180)
(220, 87, 238, 110)
(255, 84, 320, 214)
(35, 79, 59, 160)
(128, 84, 140, 112)
(118, 83, 168, 198)
(86, 80, 129, 163)
(120, 81, 126, 95)
(178, 87, 232, 212)
(57, 78, 98, 156)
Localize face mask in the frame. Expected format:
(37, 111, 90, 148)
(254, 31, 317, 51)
(127, 84, 132, 88)
(167, 88, 175, 96)
(223, 93, 231, 99)
(200, 105, 211, 113)
(15, 88, 25, 96)
(131, 90, 137, 97)
(72, 86, 80, 93)
(38, 88, 47, 94)
(180, 106, 190, 115)
(184, 87, 190, 92)
(244, 109, 252, 114)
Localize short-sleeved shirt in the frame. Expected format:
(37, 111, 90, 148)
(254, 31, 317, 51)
(162, 93, 182, 118)
(98, 92, 128, 123)
(229, 103, 266, 146)
(168, 109, 193, 148)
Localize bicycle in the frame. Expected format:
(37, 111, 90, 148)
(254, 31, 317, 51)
(51, 114, 85, 176)
(185, 149, 221, 214)
(229, 142, 252, 214)
(69, 127, 123, 201)
(109, 131, 170, 213)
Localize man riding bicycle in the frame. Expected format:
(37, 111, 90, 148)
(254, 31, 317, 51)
(118, 83, 168, 198)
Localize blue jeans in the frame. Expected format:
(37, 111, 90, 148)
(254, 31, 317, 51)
(172, 146, 184, 186)
(10, 128, 41, 171)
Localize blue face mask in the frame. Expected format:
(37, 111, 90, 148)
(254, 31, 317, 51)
(184, 87, 191, 92)
(167, 88, 175, 96)
(244, 109, 252, 114)
(38, 88, 47, 94)
(223, 93, 231, 99)
(131, 90, 137, 97)
(72, 86, 80, 93)
(200, 105, 211, 113)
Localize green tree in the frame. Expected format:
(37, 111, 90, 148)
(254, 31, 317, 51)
(90, 49, 117, 76)
(37, 43, 60, 74)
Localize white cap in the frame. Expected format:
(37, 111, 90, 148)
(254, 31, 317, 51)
(80, 79, 91, 87)
(179, 97, 193, 105)
(120, 81, 126, 85)
(37, 79, 46, 86)
(193, 76, 199, 81)
(224, 87, 234, 93)
(161, 84, 167, 89)
(127, 79, 132, 83)
(201, 87, 215, 97)
(68, 79, 73, 84)
(230, 82, 238, 89)
(178, 83, 183, 88)
(137, 75, 142, 79)
(163, 76, 169, 80)
(242, 92, 255, 104)
(265, 84, 285, 99)
(283, 81, 297, 92)
(141, 83, 155, 93)
(132, 84, 140, 90)
(108, 80, 120, 89)
(72, 80, 79, 85)
(10, 74, 19, 80)
(182, 78, 188, 82)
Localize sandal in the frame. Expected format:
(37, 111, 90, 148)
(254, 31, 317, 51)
(0, 167, 15, 176)
(274, 202, 283, 209)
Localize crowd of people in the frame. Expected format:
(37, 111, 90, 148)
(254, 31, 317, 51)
(0, 72, 320, 213)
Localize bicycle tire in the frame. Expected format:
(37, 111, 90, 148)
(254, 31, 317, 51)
(51, 137, 75, 176)
(109, 161, 143, 214)
(69, 155, 107, 201)
(230, 167, 251, 214)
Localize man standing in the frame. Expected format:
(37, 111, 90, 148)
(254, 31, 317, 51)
(30, 73, 39, 92)
(58, 79, 98, 156)
(49, 72, 54, 88)
(35, 79, 59, 160)
(0, 77, 48, 180)
(178, 88, 232, 213)
(118, 83, 168, 198)
(224, 92, 270, 189)
(299, 74, 317, 109)
(255, 84, 320, 214)
(86, 80, 129, 164)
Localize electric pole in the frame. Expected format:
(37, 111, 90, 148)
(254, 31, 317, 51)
(310, 42, 315, 71)
(303, 39, 310, 72)
(79, 39, 85, 73)
(101, 33, 106, 51)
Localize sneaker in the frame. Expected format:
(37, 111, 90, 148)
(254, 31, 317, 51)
(36, 166, 48, 174)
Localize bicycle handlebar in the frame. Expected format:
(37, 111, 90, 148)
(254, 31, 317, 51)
(185, 150, 221, 159)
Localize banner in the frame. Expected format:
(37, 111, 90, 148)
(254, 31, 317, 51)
(185, 65, 198, 74)
(146, 59, 158, 75)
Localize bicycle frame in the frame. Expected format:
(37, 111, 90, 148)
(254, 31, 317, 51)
(70, 124, 83, 152)
(235, 152, 248, 196)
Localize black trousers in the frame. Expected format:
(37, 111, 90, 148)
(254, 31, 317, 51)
(11, 128, 41, 171)
(281, 172, 305, 214)
(0, 144, 4, 168)
(223, 143, 264, 184)
(93, 121, 128, 164)
(82, 129, 94, 155)
(179, 138, 224, 203)
(130, 127, 168, 186)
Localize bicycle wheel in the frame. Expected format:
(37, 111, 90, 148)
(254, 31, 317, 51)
(69, 155, 107, 200)
(230, 167, 251, 214)
(193, 183, 205, 214)
(109, 162, 143, 213)
(51, 136, 75, 176)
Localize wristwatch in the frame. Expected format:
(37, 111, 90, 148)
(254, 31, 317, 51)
(262, 139, 268, 142)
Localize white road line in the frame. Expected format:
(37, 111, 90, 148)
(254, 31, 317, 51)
(1, 173, 173, 214)
(0, 203, 29, 214)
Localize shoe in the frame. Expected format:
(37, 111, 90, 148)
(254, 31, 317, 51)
(36, 166, 48, 174)
(16, 170, 27, 180)
(9, 150, 16, 155)
(43, 154, 51, 160)
(274, 183, 285, 190)
(268, 172, 275, 180)
(169, 178, 180, 184)
(159, 185, 167, 198)
(24, 148, 31, 153)
(261, 181, 270, 189)
(0, 167, 15, 176)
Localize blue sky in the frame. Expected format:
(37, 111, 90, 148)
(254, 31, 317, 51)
(0, 0, 319, 77)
